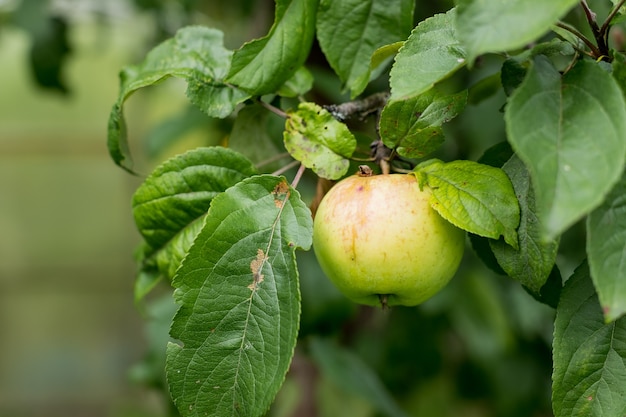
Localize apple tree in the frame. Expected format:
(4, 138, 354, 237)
(108, 0, 626, 416)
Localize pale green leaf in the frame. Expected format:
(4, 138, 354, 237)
(415, 159, 520, 248)
(456, 0, 579, 63)
(505, 57, 626, 239)
(284, 102, 357, 180)
(167, 175, 313, 417)
(587, 171, 626, 322)
(226, 0, 317, 95)
(108, 27, 249, 172)
(380, 89, 467, 158)
(552, 261, 626, 417)
(389, 8, 466, 101)
(490, 155, 559, 295)
(276, 66, 314, 98)
(316, 0, 413, 98)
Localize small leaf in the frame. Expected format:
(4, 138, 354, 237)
(284, 102, 357, 180)
(456, 0, 579, 63)
(276, 66, 314, 98)
(415, 159, 520, 248)
(108, 27, 249, 172)
(309, 337, 410, 417)
(226, 0, 317, 95)
(505, 57, 626, 239)
(490, 155, 559, 295)
(316, 0, 413, 98)
(352, 41, 405, 97)
(166, 175, 313, 417)
(587, 171, 626, 322)
(380, 89, 467, 158)
(389, 8, 466, 101)
(552, 261, 626, 417)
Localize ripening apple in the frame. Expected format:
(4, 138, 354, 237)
(312, 169, 465, 307)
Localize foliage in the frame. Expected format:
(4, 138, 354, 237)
(107, 1, 626, 416)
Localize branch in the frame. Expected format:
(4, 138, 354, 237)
(600, 0, 626, 47)
(555, 21, 602, 57)
(324, 92, 390, 122)
(580, 0, 609, 58)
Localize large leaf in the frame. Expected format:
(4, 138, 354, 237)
(316, 0, 413, 98)
(389, 8, 466, 101)
(108, 27, 249, 172)
(552, 261, 626, 417)
(456, 0, 579, 63)
(226, 0, 317, 95)
(587, 171, 626, 322)
(284, 102, 357, 180)
(415, 159, 520, 248)
(505, 56, 626, 240)
(380, 88, 467, 158)
(166, 175, 313, 417)
(490, 155, 559, 295)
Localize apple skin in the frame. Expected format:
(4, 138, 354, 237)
(313, 173, 465, 307)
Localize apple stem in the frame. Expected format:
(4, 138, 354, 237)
(378, 294, 389, 310)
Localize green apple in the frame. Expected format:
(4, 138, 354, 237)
(313, 171, 465, 307)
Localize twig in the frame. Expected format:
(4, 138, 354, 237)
(600, 0, 626, 47)
(324, 92, 390, 122)
(291, 163, 306, 188)
(271, 160, 300, 177)
(580, 0, 609, 57)
(555, 21, 602, 57)
(259, 99, 288, 118)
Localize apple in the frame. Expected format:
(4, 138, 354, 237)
(312, 169, 465, 307)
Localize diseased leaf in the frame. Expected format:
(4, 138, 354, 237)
(490, 155, 559, 295)
(380, 89, 467, 158)
(226, 0, 317, 95)
(108, 27, 249, 172)
(587, 171, 626, 322)
(415, 159, 520, 248)
(166, 175, 313, 417)
(316, 0, 413, 98)
(505, 57, 626, 240)
(456, 0, 579, 63)
(389, 8, 466, 101)
(552, 261, 626, 417)
(284, 102, 357, 180)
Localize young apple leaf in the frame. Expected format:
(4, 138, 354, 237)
(276, 66, 314, 98)
(415, 159, 520, 248)
(505, 57, 626, 240)
(389, 8, 466, 101)
(456, 0, 579, 63)
(380, 88, 467, 158)
(351, 41, 404, 96)
(587, 171, 626, 322)
(108, 27, 249, 172)
(490, 155, 559, 295)
(552, 261, 626, 417)
(226, 0, 317, 95)
(316, 0, 413, 98)
(284, 102, 357, 180)
(167, 175, 313, 417)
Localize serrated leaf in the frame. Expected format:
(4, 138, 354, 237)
(490, 155, 559, 295)
(226, 0, 317, 95)
(415, 159, 520, 248)
(389, 8, 466, 101)
(316, 0, 413, 98)
(166, 175, 313, 417)
(107, 27, 249, 172)
(505, 57, 626, 240)
(380, 89, 467, 158)
(284, 102, 357, 180)
(552, 261, 626, 417)
(309, 337, 410, 417)
(587, 171, 626, 322)
(456, 0, 579, 63)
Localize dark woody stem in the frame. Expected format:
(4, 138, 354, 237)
(324, 92, 390, 121)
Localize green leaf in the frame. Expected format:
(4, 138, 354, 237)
(276, 66, 314, 98)
(309, 337, 410, 417)
(587, 171, 626, 322)
(389, 8, 466, 101)
(505, 57, 626, 239)
(456, 0, 579, 63)
(552, 261, 626, 417)
(284, 102, 357, 180)
(166, 175, 313, 417)
(316, 0, 413, 98)
(380, 89, 467, 158)
(108, 27, 249, 172)
(490, 155, 559, 295)
(415, 159, 520, 248)
(226, 0, 317, 95)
